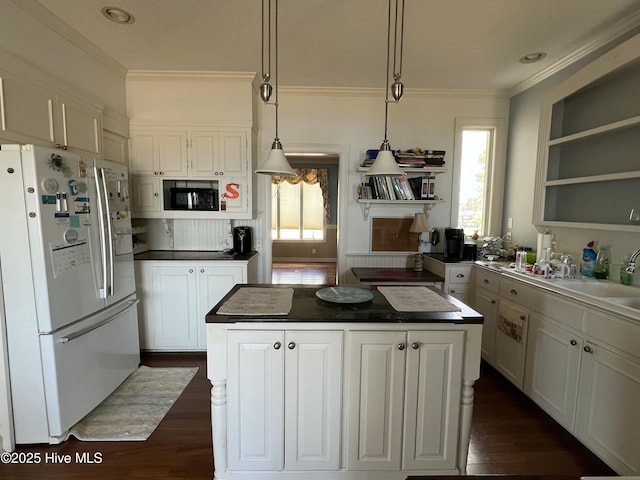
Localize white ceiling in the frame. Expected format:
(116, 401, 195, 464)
(32, 0, 640, 92)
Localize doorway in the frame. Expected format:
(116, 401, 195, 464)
(271, 154, 338, 284)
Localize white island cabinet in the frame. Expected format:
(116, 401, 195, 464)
(206, 285, 483, 480)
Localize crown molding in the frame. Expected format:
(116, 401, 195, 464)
(510, 10, 640, 97)
(126, 70, 257, 83)
(10, 0, 127, 79)
(280, 86, 509, 99)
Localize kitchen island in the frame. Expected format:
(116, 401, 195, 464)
(206, 284, 483, 480)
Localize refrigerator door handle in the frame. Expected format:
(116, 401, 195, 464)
(93, 167, 109, 299)
(58, 299, 139, 344)
(99, 168, 115, 297)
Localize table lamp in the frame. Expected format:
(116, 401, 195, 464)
(409, 212, 429, 271)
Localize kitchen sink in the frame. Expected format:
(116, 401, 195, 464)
(547, 279, 640, 298)
(601, 297, 640, 309)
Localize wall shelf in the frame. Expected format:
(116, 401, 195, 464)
(356, 199, 445, 220)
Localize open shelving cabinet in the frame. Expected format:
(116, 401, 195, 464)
(533, 34, 640, 232)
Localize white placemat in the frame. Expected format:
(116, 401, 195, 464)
(217, 287, 294, 315)
(378, 286, 461, 312)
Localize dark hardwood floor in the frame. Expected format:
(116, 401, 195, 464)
(1, 354, 615, 480)
(272, 261, 337, 284)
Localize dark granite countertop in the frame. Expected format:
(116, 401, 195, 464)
(135, 250, 257, 261)
(206, 284, 483, 324)
(423, 252, 476, 264)
(351, 267, 444, 284)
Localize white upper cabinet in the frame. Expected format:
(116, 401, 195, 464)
(0, 69, 102, 154)
(533, 33, 640, 231)
(130, 127, 248, 179)
(129, 128, 188, 177)
(190, 129, 247, 178)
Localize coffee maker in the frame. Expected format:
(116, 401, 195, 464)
(444, 228, 464, 260)
(233, 226, 252, 255)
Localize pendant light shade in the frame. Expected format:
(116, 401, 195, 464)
(365, 0, 406, 177)
(256, 139, 295, 176)
(256, 0, 294, 176)
(365, 143, 401, 176)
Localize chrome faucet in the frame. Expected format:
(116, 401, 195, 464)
(627, 249, 640, 274)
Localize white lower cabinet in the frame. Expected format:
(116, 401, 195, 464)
(135, 260, 250, 351)
(226, 330, 343, 471)
(346, 330, 464, 471)
(575, 339, 640, 475)
(473, 264, 640, 475)
(524, 314, 582, 431)
(493, 299, 528, 389)
(473, 287, 499, 362)
(444, 265, 473, 303)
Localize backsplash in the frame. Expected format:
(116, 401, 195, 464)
(136, 218, 263, 251)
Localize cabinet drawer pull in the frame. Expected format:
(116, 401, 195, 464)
(288, 342, 296, 350)
(510, 289, 518, 295)
(491, 299, 496, 304)
(519, 314, 526, 321)
(411, 342, 420, 350)
(456, 273, 465, 278)
(583, 345, 593, 353)
(570, 339, 578, 346)
(483, 279, 489, 284)
(273, 341, 281, 350)
(450, 289, 456, 293)
(397, 343, 405, 350)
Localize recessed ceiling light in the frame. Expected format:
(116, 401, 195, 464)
(519, 52, 547, 64)
(101, 6, 135, 24)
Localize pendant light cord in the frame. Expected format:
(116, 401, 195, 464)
(273, 0, 280, 143)
(393, 0, 405, 81)
(383, 0, 392, 145)
(261, 0, 271, 82)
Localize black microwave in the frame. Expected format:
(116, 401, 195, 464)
(169, 187, 219, 211)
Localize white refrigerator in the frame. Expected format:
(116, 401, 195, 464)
(0, 144, 140, 444)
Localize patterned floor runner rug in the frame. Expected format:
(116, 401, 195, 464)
(69, 365, 198, 441)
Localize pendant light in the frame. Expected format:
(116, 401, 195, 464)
(256, 0, 295, 176)
(365, 0, 406, 177)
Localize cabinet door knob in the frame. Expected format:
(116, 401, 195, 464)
(397, 343, 405, 350)
(288, 341, 296, 350)
(510, 289, 518, 295)
(491, 299, 496, 304)
(154, 171, 159, 175)
(160, 171, 165, 175)
(483, 279, 489, 284)
(570, 339, 578, 346)
(273, 342, 281, 350)
(450, 289, 456, 293)
(200, 269, 205, 273)
(188, 269, 194, 273)
(519, 314, 526, 321)
(583, 345, 593, 353)
(154, 192, 159, 197)
(411, 342, 420, 350)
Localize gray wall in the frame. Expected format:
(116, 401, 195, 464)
(503, 28, 640, 266)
